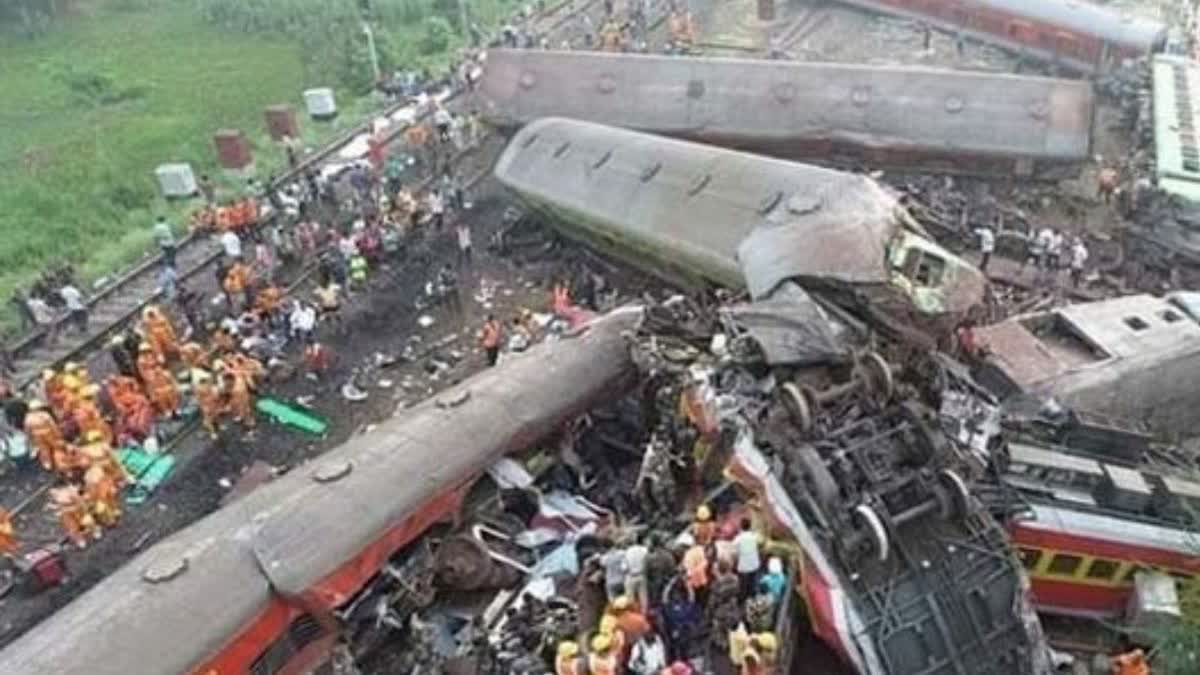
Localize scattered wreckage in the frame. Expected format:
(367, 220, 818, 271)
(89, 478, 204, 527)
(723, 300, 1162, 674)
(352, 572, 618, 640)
(974, 293, 1200, 438)
(478, 49, 1095, 179)
(494, 117, 986, 344)
(624, 293, 1054, 674)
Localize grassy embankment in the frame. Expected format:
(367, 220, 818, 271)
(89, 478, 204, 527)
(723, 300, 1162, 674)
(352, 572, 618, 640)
(0, 0, 509, 334)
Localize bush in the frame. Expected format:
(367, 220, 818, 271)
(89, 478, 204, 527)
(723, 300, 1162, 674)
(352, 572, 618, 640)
(419, 16, 452, 55)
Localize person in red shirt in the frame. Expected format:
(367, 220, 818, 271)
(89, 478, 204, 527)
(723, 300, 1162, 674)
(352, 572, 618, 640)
(480, 314, 502, 367)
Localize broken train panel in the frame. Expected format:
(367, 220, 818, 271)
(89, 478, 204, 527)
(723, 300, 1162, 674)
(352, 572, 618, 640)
(478, 49, 1094, 179)
(493, 117, 986, 339)
(629, 298, 1051, 675)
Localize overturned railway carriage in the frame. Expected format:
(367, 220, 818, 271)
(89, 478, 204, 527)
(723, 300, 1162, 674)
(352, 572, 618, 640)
(495, 117, 986, 336)
(0, 314, 638, 675)
(479, 50, 1095, 178)
(834, 0, 1165, 73)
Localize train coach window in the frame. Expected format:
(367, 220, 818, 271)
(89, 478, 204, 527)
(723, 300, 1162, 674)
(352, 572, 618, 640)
(1086, 558, 1121, 581)
(1047, 553, 1083, 576)
(899, 249, 946, 287)
(1017, 547, 1043, 571)
(1124, 316, 1149, 331)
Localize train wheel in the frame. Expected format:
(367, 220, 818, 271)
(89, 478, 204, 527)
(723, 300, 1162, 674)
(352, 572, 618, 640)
(780, 382, 814, 433)
(853, 504, 890, 563)
(858, 351, 894, 406)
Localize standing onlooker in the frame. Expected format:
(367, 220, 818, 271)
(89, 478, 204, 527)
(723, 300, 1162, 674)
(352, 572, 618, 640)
(157, 262, 179, 303)
(974, 224, 995, 273)
(10, 289, 35, 332)
(624, 536, 650, 611)
(153, 216, 177, 268)
(733, 518, 762, 599)
(1070, 237, 1089, 288)
(480, 314, 502, 367)
(220, 229, 242, 260)
(198, 174, 216, 205)
(58, 283, 88, 334)
(1046, 229, 1064, 277)
(456, 220, 473, 267)
(427, 190, 445, 230)
(1097, 167, 1119, 205)
(600, 546, 627, 602)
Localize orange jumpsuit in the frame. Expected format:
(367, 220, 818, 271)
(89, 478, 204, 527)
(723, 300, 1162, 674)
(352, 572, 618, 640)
(84, 465, 121, 528)
(238, 197, 258, 229)
(144, 307, 179, 363)
(179, 341, 208, 370)
(143, 366, 181, 417)
(78, 439, 128, 488)
(223, 262, 252, 298)
(194, 378, 225, 439)
(0, 508, 17, 557)
(137, 348, 161, 381)
(228, 353, 265, 389)
(43, 374, 71, 420)
(73, 398, 114, 446)
(226, 374, 256, 430)
(108, 377, 155, 441)
(24, 409, 66, 472)
(51, 486, 97, 549)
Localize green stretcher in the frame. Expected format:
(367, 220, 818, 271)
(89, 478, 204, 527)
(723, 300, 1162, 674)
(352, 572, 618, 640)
(118, 446, 177, 505)
(256, 397, 329, 436)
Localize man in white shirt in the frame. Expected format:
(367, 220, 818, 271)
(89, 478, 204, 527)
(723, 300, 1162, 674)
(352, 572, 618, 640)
(1046, 229, 1064, 270)
(628, 632, 667, 675)
(623, 538, 650, 610)
(1070, 238, 1089, 288)
(220, 230, 242, 260)
(58, 284, 88, 333)
(733, 518, 761, 599)
(974, 225, 995, 272)
(289, 301, 317, 343)
(427, 190, 445, 230)
(456, 221, 472, 266)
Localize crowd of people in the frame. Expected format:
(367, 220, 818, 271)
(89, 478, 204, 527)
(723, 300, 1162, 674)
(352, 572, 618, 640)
(0, 90, 486, 562)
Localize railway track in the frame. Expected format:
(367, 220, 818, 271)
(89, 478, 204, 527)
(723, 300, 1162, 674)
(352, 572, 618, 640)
(4, 0, 590, 391)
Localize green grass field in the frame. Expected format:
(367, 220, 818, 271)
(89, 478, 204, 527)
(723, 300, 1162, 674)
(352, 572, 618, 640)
(0, 2, 313, 330)
(0, 0, 459, 335)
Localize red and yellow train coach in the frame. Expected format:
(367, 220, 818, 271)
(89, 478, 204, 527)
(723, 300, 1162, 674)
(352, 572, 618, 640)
(835, 0, 1166, 74)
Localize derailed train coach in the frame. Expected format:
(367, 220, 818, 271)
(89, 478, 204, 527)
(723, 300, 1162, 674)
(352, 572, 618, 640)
(477, 50, 1096, 179)
(834, 0, 1166, 73)
(0, 315, 638, 675)
(494, 117, 987, 339)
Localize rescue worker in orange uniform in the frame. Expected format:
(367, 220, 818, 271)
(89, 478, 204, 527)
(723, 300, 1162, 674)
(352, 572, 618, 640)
(0, 508, 18, 558)
(682, 539, 710, 604)
(142, 305, 178, 364)
(556, 641, 584, 675)
(224, 370, 256, 435)
(107, 375, 155, 442)
(236, 196, 258, 231)
(143, 364, 181, 418)
(50, 484, 98, 549)
(598, 614, 627, 660)
(588, 632, 618, 675)
(223, 260, 253, 309)
(228, 352, 265, 389)
(179, 341, 208, 370)
(24, 400, 66, 473)
(1111, 649, 1150, 675)
(78, 430, 128, 488)
(72, 384, 114, 446)
(692, 505, 716, 546)
(41, 369, 70, 420)
(599, 19, 624, 52)
(136, 341, 160, 382)
(83, 464, 121, 528)
(192, 369, 225, 440)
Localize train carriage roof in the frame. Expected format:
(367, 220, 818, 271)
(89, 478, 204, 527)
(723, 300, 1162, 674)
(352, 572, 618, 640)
(252, 312, 638, 606)
(478, 49, 1094, 162)
(0, 494, 274, 675)
(973, 0, 1165, 51)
